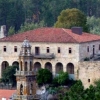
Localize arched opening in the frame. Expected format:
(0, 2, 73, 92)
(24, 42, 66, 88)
(20, 61, 22, 71)
(30, 61, 32, 71)
(12, 61, 19, 70)
(55, 62, 63, 74)
(45, 62, 52, 72)
(12, 61, 19, 67)
(1, 61, 9, 74)
(30, 84, 33, 95)
(20, 84, 23, 95)
(34, 62, 41, 72)
(67, 63, 74, 80)
(67, 63, 74, 74)
(25, 62, 27, 71)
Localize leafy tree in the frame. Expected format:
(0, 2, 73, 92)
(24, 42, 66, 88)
(1, 66, 18, 86)
(67, 80, 84, 100)
(87, 16, 100, 34)
(37, 68, 53, 85)
(8, 26, 15, 36)
(54, 8, 89, 32)
(57, 71, 69, 85)
(18, 20, 45, 33)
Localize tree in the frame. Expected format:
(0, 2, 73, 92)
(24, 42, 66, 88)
(18, 20, 45, 33)
(8, 26, 15, 36)
(54, 8, 89, 32)
(37, 68, 53, 85)
(57, 71, 69, 85)
(1, 66, 18, 86)
(87, 16, 100, 34)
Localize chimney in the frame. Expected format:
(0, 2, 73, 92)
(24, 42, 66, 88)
(71, 27, 83, 35)
(0, 25, 7, 38)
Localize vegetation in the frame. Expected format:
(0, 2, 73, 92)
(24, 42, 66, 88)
(1, 66, 18, 86)
(1, 0, 100, 34)
(54, 8, 88, 32)
(36, 68, 53, 85)
(87, 16, 100, 34)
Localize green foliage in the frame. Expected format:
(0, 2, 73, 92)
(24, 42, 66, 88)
(18, 20, 45, 33)
(57, 71, 69, 85)
(8, 26, 15, 36)
(54, 8, 88, 32)
(37, 68, 53, 85)
(1, 0, 100, 33)
(2, 66, 18, 86)
(87, 16, 100, 34)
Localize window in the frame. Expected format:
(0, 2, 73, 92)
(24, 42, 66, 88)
(69, 48, 72, 54)
(99, 45, 100, 50)
(87, 46, 89, 52)
(3, 46, 6, 52)
(14, 46, 17, 52)
(35, 47, 40, 55)
(58, 47, 60, 53)
(88, 79, 90, 83)
(47, 47, 50, 53)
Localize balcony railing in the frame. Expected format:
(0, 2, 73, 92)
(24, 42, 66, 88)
(15, 71, 34, 76)
(33, 53, 55, 59)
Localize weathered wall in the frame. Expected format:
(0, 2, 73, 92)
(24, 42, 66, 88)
(0, 41, 80, 78)
(79, 41, 100, 60)
(79, 61, 100, 88)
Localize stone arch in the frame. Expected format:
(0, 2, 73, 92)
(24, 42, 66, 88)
(33, 62, 41, 72)
(12, 61, 19, 67)
(1, 61, 9, 72)
(67, 63, 74, 74)
(45, 62, 52, 72)
(25, 62, 27, 71)
(30, 61, 32, 71)
(55, 62, 63, 74)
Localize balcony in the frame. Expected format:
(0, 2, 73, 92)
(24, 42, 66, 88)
(15, 71, 34, 76)
(33, 53, 55, 59)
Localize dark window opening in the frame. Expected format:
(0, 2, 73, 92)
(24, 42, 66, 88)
(87, 46, 89, 52)
(93, 45, 95, 55)
(47, 47, 50, 53)
(69, 48, 72, 54)
(14, 46, 17, 52)
(3, 46, 6, 52)
(99, 45, 100, 50)
(25, 62, 27, 71)
(35, 47, 40, 55)
(88, 79, 90, 82)
(58, 47, 60, 53)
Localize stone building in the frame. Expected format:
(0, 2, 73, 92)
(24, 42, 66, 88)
(0, 27, 100, 88)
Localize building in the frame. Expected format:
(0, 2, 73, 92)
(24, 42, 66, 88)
(0, 27, 100, 88)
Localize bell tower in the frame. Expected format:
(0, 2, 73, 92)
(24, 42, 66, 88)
(14, 39, 36, 100)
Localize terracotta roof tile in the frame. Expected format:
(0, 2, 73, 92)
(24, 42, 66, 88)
(0, 89, 16, 99)
(0, 27, 100, 43)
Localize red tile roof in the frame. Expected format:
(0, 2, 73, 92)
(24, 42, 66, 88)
(0, 89, 16, 99)
(0, 27, 100, 43)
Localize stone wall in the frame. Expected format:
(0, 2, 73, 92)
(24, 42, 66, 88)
(0, 41, 80, 78)
(79, 61, 100, 88)
(79, 41, 100, 60)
